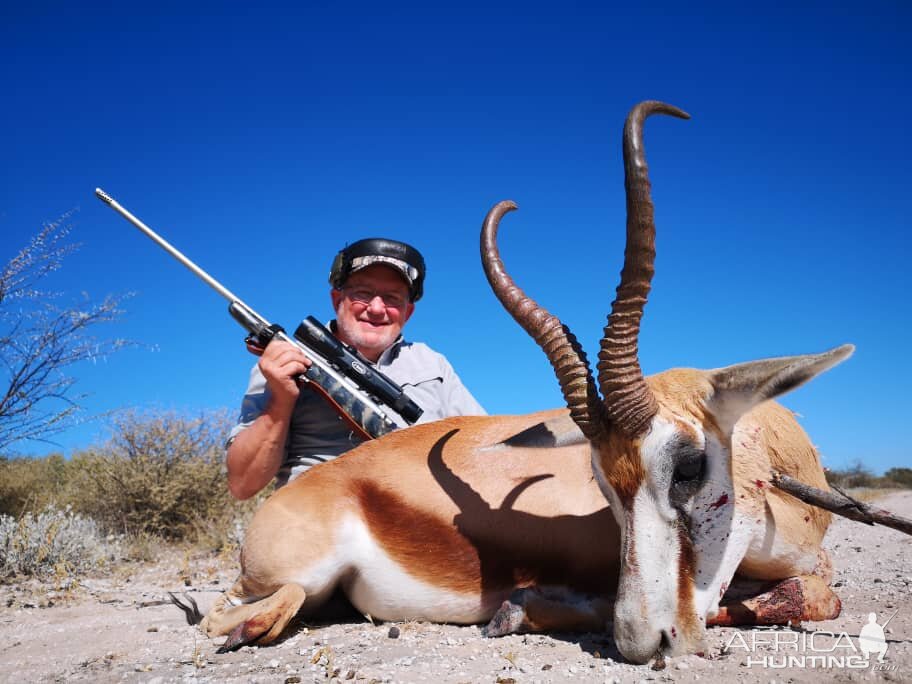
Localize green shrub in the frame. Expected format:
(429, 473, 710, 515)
(884, 467, 912, 488)
(825, 462, 879, 488)
(62, 408, 256, 547)
(824, 461, 907, 490)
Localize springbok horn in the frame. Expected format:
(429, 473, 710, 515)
(481, 201, 606, 441)
(597, 101, 690, 436)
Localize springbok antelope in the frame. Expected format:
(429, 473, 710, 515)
(200, 101, 849, 663)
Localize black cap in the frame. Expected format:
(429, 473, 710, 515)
(329, 238, 426, 301)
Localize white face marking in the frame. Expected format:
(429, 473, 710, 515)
(689, 429, 759, 619)
(626, 481, 682, 612)
(310, 515, 490, 623)
(613, 418, 686, 654)
(640, 416, 692, 519)
(602, 413, 765, 659)
(596, 417, 689, 660)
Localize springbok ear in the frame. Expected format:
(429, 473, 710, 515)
(705, 344, 854, 434)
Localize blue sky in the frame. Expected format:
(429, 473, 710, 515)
(2, 2, 909, 473)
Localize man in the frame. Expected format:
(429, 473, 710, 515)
(226, 237, 486, 499)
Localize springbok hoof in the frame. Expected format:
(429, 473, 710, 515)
(483, 599, 526, 637)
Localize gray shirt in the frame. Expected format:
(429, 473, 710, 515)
(229, 332, 486, 486)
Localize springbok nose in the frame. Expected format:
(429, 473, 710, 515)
(613, 617, 663, 664)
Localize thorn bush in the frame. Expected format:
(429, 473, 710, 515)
(63, 408, 252, 545)
(1, 407, 262, 560)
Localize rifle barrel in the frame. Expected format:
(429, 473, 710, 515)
(94, 187, 401, 439)
(95, 188, 256, 313)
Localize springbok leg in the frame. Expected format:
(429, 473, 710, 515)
(708, 575, 841, 627)
(483, 587, 612, 636)
(202, 582, 308, 651)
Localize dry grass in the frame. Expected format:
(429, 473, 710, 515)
(0, 408, 265, 581)
(839, 487, 904, 503)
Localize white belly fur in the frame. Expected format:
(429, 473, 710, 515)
(306, 515, 490, 623)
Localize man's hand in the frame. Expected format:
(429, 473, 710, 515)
(227, 340, 310, 501)
(257, 341, 312, 406)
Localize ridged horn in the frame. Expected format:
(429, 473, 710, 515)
(481, 201, 606, 441)
(598, 101, 690, 437)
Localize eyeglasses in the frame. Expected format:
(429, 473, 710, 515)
(342, 287, 408, 309)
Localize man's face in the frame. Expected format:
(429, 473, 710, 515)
(331, 264, 415, 362)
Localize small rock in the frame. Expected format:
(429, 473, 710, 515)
(388, 626, 400, 639)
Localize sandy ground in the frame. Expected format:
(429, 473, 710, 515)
(1, 491, 910, 684)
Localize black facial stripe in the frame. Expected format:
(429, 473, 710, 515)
(670, 438, 708, 512)
(672, 444, 705, 478)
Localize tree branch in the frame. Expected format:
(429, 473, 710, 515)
(770, 470, 912, 537)
(0, 214, 132, 451)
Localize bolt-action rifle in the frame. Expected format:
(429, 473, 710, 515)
(95, 188, 423, 440)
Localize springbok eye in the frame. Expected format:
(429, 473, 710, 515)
(673, 453, 706, 485)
